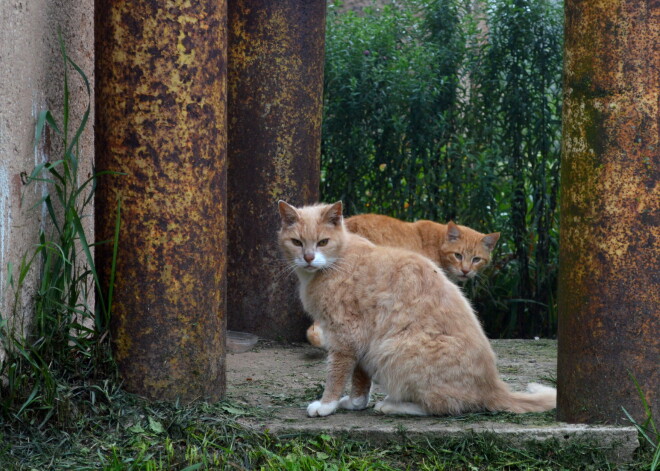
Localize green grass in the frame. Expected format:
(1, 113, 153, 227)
(0, 31, 119, 426)
(623, 375, 660, 471)
(0, 386, 652, 471)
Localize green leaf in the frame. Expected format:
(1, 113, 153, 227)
(180, 464, 204, 471)
(221, 404, 248, 416)
(148, 416, 164, 434)
(128, 423, 145, 434)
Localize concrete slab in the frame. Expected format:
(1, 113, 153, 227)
(226, 339, 639, 464)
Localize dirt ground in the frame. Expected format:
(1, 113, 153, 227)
(225, 338, 558, 427)
(224, 339, 638, 464)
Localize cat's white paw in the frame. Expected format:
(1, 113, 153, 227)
(338, 395, 369, 410)
(307, 400, 339, 417)
(374, 400, 386, 413)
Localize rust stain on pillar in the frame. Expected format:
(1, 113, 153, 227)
(95, 0, 228, 401)
(557, 0, 659, 423)
(227, 0, 326, 340)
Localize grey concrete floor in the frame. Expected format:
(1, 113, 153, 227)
(226, 339, 638, 464)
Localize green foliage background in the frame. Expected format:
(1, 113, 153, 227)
(322, 0, 564, 337)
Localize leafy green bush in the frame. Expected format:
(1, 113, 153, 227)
(322, 0, 563, 337)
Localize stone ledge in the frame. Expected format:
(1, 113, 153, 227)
(258, 410, 638, 465)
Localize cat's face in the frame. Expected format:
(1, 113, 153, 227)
(278, 201, 345, 273)
(439, 222, 500, 282)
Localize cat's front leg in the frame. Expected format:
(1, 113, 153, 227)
(339, 364, 372, 410)
(307, 350, 356, 417)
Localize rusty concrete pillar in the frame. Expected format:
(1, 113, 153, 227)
(95, 0, 228, 402)
(227, 0, 325, 340)
(557, 0, 658, 424)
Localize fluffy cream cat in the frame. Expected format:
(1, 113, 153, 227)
(307, 214, 501, 348)
(278, 201, 555, 417)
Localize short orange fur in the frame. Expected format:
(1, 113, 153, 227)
(307, 213, 500, 348)
(278, 201, 555, 418)
(346, 213, 500, 282)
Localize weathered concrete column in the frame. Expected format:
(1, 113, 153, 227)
(227, 1, 325, 340)
(557, 0, 658, 423)
(95, 0, 228, 401)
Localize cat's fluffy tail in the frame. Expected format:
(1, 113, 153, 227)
(489, 383, 556, 413)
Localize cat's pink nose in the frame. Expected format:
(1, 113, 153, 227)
(304, 253, 315, 263)
(461, 269, 470, 275)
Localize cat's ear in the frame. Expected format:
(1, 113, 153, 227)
(278, 200, 299, 226)
(482, 232, 500, 251)
(447, 221, 461, 241)
(323, 201, 343, 226)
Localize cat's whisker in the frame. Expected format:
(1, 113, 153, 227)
(324, 260, 350, 277)
(271, 258, 293, 271)
(270, 260, 291, 273)
(333, 264, 351, 276)
(272, 260, 300, 282)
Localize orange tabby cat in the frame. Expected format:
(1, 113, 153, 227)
(346, 214, 500, 282)
(307, 213, 500, 347)
(278, 201, 555, 417)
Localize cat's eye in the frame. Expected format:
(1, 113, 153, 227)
(472, 257, 482, 263)
(317, 238, 330, 247)
(454, 253, 463, 261)
(291, 238, 303, 247)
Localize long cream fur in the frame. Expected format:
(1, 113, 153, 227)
(278, 201, 556, 417)
(307, 213, 500, 347)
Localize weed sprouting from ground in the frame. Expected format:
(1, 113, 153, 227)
(0, 32, 120, 427)
(623, 375, 660, 471)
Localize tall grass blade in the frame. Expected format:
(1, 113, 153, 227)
(71, 211, 106, 318)
(107, 198, 121, 329)
(2, 34, 118, 425)
(630, 372, 659, 437)
(64, 56, 91, 162)
(623, 372, 659, 471)
(34, 110, 62, 145)
(57, 31, 70, 154)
